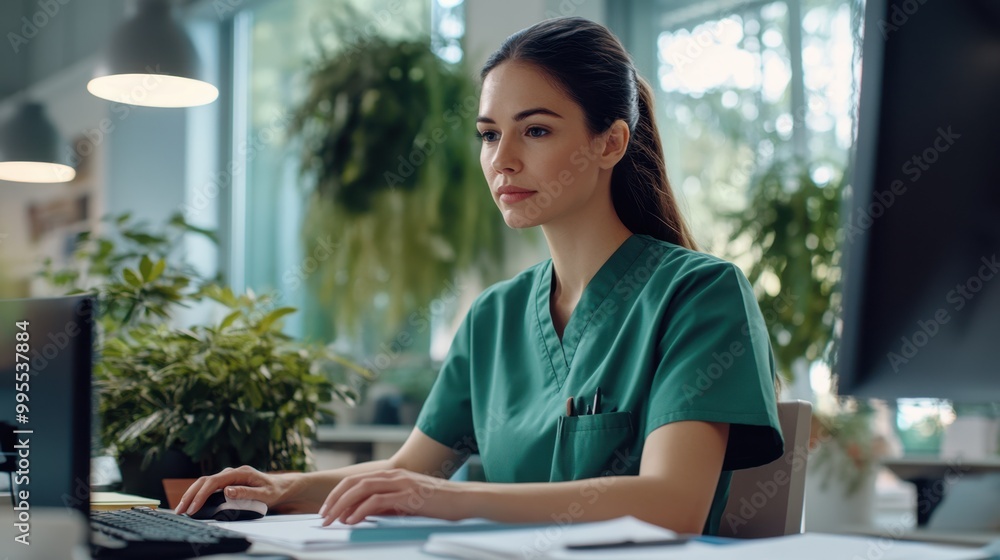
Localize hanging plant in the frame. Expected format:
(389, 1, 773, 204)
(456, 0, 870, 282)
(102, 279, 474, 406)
(290, 24, 508, 334)
(726, 158, 844, 381)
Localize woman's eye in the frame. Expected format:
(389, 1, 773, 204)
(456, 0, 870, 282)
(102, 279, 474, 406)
(526, 127, 549, 138)
(476, 130, 499, 143)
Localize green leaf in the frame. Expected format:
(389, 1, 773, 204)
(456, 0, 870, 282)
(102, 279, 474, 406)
(168, 213, 186, 228)
(139, 255, 153, 280)
(52, 270, 79, 286)
(147, 259, 166, 283)
(118, 410, 163, 444)
(219, 310, 242, 330)
(123, 231, 168, 247)
(171, 214, 220, 244)
(122, 268, 142, 287)
(257, 307, 297, 333)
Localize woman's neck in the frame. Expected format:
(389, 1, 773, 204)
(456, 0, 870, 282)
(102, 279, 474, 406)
(542, 199, 634, 307)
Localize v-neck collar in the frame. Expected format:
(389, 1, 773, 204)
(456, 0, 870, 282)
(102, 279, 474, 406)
(533, 234, 650, 389)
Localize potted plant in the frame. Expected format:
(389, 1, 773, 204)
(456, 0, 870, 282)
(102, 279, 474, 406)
(41, 213, 369, 501)
(805, 396, 894, 530)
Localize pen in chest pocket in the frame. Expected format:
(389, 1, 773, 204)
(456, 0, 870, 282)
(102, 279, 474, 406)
(565, 387, 603, 417)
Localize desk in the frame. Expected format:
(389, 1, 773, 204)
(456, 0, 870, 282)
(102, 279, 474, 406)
(202, 531, 997, 560)
(882, 455, 1000, 526)
(839, 523, 1000, 548)
(247, 541, 436, 559)
(882, 456, 1000, 479)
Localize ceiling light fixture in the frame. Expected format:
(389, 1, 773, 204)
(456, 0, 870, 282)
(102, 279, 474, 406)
(87, 0, 218, 108)
(0, 102, 75, 183)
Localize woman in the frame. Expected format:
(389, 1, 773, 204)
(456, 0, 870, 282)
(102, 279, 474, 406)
(178, 17, 782, 535)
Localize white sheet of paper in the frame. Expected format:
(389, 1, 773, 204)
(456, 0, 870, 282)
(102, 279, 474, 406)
(705, 534, 986, 560)
(423, 516, 681, 559)
(213, 514, 376, 550)
(427, 522, 988, 560)
(593, 533, 987, 560)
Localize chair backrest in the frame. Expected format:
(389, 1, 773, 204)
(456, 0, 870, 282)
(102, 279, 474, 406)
(718, 400, 812, 539)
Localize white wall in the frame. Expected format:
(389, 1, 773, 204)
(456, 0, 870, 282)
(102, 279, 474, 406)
(465, 0, 606, 73)
(0, 0, 132, 295)
(0, 57, 110, 296)
(0, 1, 222, 300)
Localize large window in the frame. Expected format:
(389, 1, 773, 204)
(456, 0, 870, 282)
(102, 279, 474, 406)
(227, 0, 436, 343)
(613, 0, 862, 257)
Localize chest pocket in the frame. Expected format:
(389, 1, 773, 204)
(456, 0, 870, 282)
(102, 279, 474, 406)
(549, 411, 636, 482)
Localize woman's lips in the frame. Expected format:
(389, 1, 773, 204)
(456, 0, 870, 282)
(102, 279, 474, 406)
(497, 186, 536, 204)
(499, 192, 536, 203)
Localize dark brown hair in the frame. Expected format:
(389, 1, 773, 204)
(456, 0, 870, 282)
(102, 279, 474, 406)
(482, 17, 698, 250)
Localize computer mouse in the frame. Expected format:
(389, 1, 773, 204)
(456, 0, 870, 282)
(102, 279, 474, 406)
(188, 490, 267, 521)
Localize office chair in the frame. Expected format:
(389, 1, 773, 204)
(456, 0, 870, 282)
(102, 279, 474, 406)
(718, 400, 813, 539)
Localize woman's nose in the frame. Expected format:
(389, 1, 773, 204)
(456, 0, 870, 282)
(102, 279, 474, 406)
(491, 138, 522, 175)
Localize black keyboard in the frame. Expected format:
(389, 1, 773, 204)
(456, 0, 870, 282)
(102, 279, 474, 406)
(90, 507, 252, 558)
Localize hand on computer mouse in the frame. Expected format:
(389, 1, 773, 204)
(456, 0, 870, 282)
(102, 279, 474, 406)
(188, 490, 267, 521)
(177, 466, 300, 517)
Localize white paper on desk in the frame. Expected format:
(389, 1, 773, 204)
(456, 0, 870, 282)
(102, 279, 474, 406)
(672, 533, 988, 560)
(213, 514, 377, 550)
(427, 523, 989, 560)
(423, 516, 684, 560)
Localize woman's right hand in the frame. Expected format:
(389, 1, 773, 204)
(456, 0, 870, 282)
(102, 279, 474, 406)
(176, 465, 307, 516)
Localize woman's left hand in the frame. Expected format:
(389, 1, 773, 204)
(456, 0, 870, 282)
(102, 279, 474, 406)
(318, 468, 469, 526)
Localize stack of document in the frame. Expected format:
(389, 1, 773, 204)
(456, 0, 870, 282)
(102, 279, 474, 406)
(90, 492, 160, 511)
(425, 522, 993, 560)
(424, 516, 693, 559)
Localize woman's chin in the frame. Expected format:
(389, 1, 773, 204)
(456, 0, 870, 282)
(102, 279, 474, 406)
(501, 212, 542, 229)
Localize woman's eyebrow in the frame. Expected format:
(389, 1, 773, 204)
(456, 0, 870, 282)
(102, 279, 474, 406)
(476, 107, 564, 124)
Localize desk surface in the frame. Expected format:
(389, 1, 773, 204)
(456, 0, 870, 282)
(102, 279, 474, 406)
(248, 541, 436, 559)
(882, 455, 1000, 480)
(839, 524, 1000, 548)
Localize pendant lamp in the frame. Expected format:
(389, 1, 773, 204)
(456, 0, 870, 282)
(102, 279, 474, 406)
(0, 103, 75, 183)
(87, 0, 218, 108)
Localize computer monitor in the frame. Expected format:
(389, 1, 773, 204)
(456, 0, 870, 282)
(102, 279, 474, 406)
(837, 0, 1000, 401)
(0, 296, 94, 518)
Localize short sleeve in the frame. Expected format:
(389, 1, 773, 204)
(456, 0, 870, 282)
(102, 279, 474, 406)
(646, 261, 783, 471)
(415, 305, 477, 453)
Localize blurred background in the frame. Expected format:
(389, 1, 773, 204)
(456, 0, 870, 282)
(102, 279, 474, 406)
(0, 0, 993, 536)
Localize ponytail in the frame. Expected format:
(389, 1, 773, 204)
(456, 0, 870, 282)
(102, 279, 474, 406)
(613, 76, 699, 250)
(482, 17, 699, 251)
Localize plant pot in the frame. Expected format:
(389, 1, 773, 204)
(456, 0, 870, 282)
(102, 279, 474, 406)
(118, 449, 202, 505)
(162, 478, 199, 511)
(803, 446, 877, 532)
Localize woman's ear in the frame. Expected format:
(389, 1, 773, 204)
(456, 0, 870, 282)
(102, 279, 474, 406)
(598, 119, 630, 170)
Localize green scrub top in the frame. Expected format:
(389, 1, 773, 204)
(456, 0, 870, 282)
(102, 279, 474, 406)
(416, 234, 783, 535)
